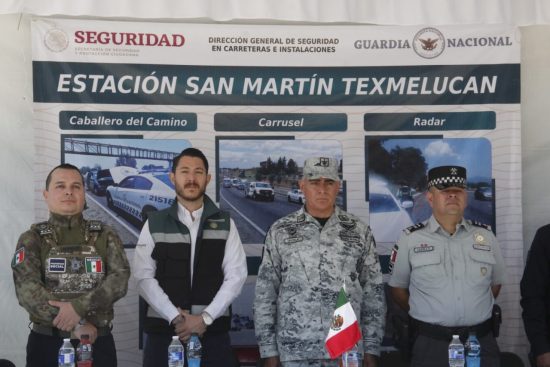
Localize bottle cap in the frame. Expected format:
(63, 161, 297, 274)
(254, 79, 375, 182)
(172, 336, 179, 340)
(63, 338, 70, 342)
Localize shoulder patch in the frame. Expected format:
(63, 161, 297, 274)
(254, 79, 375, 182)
(33, 221, 53, 237)
(296, 213, 306, 223)
(469, 220, 492, 231)
(87, 220, 103, 232)
(12, 247, 25, 267)
(404, 222, 425, 234)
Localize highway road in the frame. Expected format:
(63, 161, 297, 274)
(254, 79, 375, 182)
(83, 192, 140, 245)
(219, 185, 304, 244)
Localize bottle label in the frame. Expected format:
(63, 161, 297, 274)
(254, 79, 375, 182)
(188, 359, 200, 367)
(78, 344, 93, 361)
(468, 344, 480, 356)
(341, 351, 360, 367)
(169, 351, 183, 361)
(448, 349, 464, 359)
(59, 353, 75, 364)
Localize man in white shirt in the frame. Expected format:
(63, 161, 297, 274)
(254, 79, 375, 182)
(133, 147, 248, 367)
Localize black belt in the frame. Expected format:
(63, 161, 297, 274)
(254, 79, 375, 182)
(411, 317, 493, 342)
(32, 324, 111, 338)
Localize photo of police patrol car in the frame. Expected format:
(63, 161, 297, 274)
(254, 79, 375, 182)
(106, 172, 175, 226)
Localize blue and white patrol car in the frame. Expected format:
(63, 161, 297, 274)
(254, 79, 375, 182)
(106, 172, 175, 224)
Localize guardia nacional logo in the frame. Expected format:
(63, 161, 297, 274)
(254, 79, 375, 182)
(413, 27, 445, 59)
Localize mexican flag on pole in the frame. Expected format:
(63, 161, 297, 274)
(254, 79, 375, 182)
(325, 287, 362, 358)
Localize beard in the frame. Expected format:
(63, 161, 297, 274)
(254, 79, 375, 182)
(175, 181, 206, 202)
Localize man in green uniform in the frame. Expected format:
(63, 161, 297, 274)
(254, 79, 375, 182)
(12, 163, 130, 367)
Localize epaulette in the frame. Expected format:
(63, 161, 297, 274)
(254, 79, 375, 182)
(86, 220, 103, 232)
(33, 221, 53, 237)
(337, 214, 350, 222)
(468, 220, 492, 231)
(296, 213, 306, 223)
(404, 223, 425, 234)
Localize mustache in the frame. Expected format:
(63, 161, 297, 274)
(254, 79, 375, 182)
(184, 183, 199, 189)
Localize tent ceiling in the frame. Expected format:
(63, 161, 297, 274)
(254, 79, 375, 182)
(1, 0, 550, 25)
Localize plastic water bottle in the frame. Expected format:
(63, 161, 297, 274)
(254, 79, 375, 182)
(187, 334, 202, 367)
(76, 334, 93, 367)
(168, 336, 184, 367)
(448, 334, 465, 367)
(465, 332, 481, 367)
(58, 338, 75, 367)
(340, 344, 360, 367)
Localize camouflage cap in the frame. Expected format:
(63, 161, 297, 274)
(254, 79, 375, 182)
(427, 165, 467, 190)
(302, 157, 340, 181)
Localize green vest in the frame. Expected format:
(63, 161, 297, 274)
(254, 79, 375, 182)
(145, 196, 231, 334)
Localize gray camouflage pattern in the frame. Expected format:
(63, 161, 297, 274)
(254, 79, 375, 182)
(12, 214, 130, 327)
(254, 206, 386, 362)
(303, 157, 340, 181)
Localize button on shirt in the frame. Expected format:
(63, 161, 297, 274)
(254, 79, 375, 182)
(389, 216, 506, 326)
(133, 201, 247, 324)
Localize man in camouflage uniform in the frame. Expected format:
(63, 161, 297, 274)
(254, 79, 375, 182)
(389, 165, 506, 367)
(12, 163, 130, 367)
(254, 157, 386, 367)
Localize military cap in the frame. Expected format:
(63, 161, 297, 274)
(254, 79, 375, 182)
(302, 157, 340, 181)
(427, 165, 467, 189)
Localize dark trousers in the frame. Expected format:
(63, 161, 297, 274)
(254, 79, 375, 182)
(26, 330, 117, 367)
(143, 332, 236, 367)
(411, 333, 500, 367)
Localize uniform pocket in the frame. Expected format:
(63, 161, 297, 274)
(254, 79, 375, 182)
(410, 250, 445, 289)
(466, 248, 495, 287)
(152, 243, 190, 279)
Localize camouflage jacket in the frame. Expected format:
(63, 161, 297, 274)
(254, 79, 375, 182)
(12, 213, 130, 327)
(253, 206, 386, 362)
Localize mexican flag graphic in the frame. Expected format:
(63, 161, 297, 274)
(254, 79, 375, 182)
(325, 287, 361, 359)
(85, 257, 103, 273)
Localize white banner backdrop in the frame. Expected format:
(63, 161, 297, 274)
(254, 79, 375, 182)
(30, 18, 524, 365)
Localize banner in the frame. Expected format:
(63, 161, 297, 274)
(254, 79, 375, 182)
(31, 18, 522, 365)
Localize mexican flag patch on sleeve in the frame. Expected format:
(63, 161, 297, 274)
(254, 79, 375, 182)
(12, 247, 25, 267)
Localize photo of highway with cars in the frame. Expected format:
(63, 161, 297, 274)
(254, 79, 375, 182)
(217, 138, 344, 245)
(63, 136, 190, 244)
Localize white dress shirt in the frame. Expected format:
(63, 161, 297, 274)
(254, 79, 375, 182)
(133, 201, 248, 324)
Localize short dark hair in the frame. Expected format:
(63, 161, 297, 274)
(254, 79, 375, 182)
(45, 163, 84, 189)
(171, 148, 209, 173)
